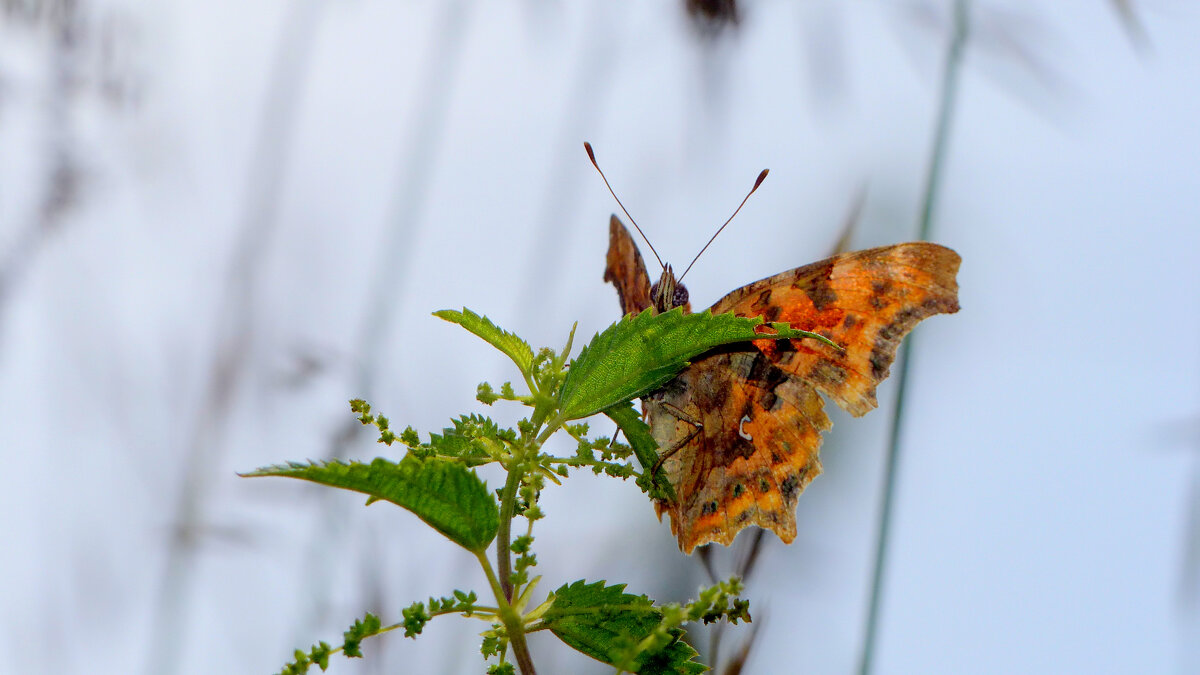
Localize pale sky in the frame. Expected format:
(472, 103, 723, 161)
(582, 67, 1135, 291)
(1, 1, 1197, 674)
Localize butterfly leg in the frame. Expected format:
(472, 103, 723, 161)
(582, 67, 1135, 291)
(649, 402, 703, 479)
(657, 401, 701, 426)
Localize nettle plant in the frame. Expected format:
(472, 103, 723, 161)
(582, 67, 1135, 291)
(245, 307, 835, 674)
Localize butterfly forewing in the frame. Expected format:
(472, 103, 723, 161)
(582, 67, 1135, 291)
(709, 243, 961, 416)
(603, 215, 653, 317)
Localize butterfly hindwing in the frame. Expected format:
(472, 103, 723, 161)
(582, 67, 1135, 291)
(646, 350, 829, 552)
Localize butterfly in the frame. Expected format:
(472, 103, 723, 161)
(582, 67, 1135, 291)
(590, 146, 962, 553)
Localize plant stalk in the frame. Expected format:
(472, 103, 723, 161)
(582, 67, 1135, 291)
(507, 619, 538, 675)
(496, 460, 525, 601)
(495, 436, 539, 674)
(477, 547, 537, 674)
(858, 2, 969, 674)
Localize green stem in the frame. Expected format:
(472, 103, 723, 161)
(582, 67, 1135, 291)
(475, 550, 506, 604)
(506, 618, 538, 675)
(476, 549, 537, 674)
(534, 414, 565, 447)
(858, 2, 969, 675)
(491, 410, 566, 673)
(496, 460, 524, 601)
(493, 420, 554, 675)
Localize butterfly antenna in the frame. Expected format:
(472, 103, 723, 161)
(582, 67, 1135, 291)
(678, 168, 768, 283)
(584, 141, 665, 269)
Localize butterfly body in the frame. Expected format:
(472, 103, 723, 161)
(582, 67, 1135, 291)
(603, 215, 961, 553)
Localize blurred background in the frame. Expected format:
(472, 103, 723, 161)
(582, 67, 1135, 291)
(2, 0, 1198, 673)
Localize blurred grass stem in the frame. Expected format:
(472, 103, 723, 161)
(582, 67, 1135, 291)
(145, 2, 325, 673)
(518, 1, 616, 325)
(858, 2, 969, 674)
(292, 0, 472, 649)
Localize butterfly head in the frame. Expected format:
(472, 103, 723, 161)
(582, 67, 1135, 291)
(586, 142, 765, 317)
(650, 264, 690, 313)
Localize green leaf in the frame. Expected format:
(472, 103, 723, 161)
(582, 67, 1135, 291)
(426, 414, 512, 465)
(243, 456, 499, 552)
(543, 580, 704, 674)
(559, 308, 834, 421)
(605, 401, 674, 502)
(435, 308, 534, 376)
(631, 641, 704, 675)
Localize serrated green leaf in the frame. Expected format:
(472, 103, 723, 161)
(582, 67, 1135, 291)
(243, 456, 498, 552)
(435, 308, 534, 376)
(427, 414, 509, 465)
(605, 401, 674, 502)
(638, 641, 706, 675)
(426, 430, 486, 463)
(559, 309, 831, 421)
(544, 580, 705, 674)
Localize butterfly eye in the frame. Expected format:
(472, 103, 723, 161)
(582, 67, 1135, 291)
(673, 284, 689, 308)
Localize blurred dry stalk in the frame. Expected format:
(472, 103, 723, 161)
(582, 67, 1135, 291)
(859, 2, 971, 673)
(0, 0, 139, 334)
(685, 0, 739, 35)
(1109, 0, 1149, 51)
(517, 1, 618, 326)
(143, 1, 326, 673)
(694, 530, 765, 673)
(296, 0, 473, 657)
(1180, 417, 1200, 613)
(861, 2, 1150, 673)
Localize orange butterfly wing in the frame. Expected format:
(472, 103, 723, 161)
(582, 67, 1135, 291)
(644, 349, 832, 552)
(646, 244, 960, 552)
(710, 243, 962, 417)
(603, 219, 961, 553)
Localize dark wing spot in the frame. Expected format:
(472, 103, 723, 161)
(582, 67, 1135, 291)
(759, 478, 771, 493)
(869, 280, 893, 310)
(754, 288, 773, 309)
(701, 500, 720, 516)
(843, 314, 858, 329)
(811, 361, 849, 388)
(733, 483, 745, 498)
(808, 276, 838, 310)
(780, 474, 800, 500)
(869, 347, 891, 380)
(869, 306, 930, 379)
(744, 354, 774, 385)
